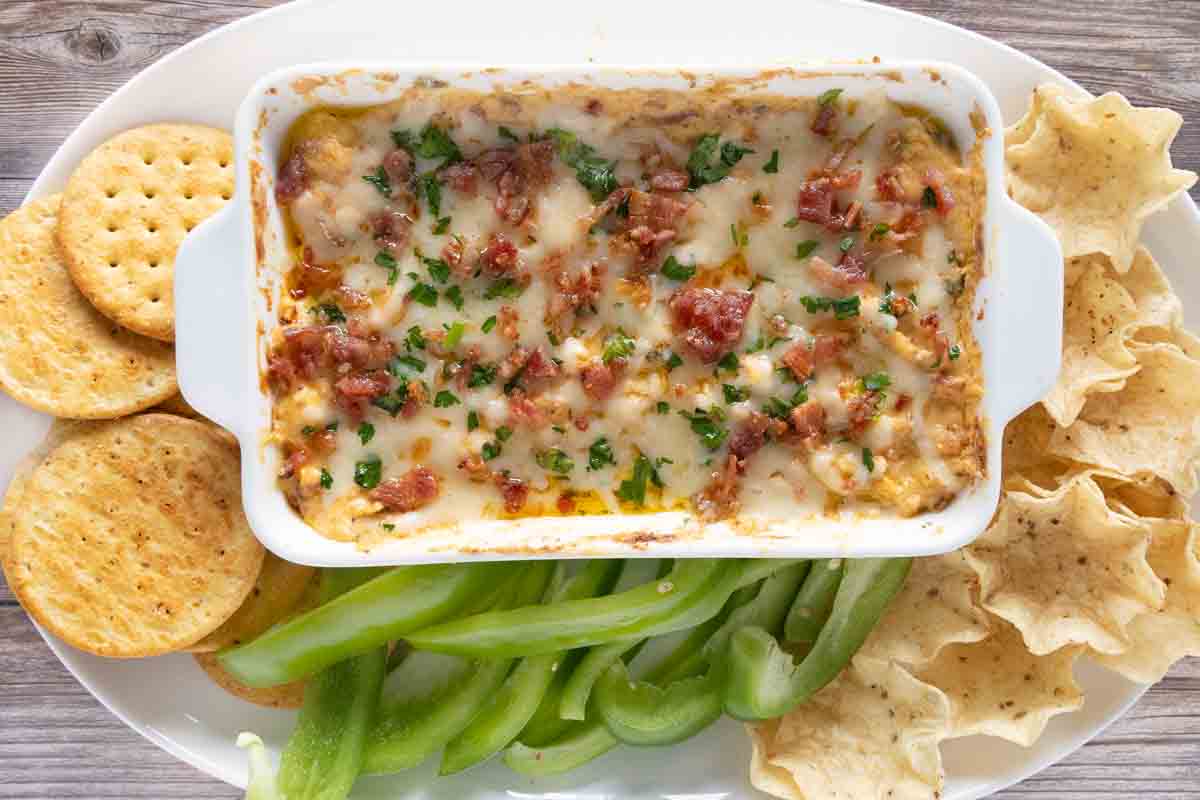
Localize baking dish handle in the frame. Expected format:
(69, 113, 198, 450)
(990, 197, 1064, 424)
(174, 205, 252, 437)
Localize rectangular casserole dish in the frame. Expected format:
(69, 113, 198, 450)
(175, 62, 1062, 567)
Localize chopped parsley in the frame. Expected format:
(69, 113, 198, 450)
(661, 255, 696, 282)
(484, 279, 525, 300)
(419, 254, 451, 284)
(357, 422, 375, 445)
(495, 426, 513, 442)
(301, 425, 316, 435)
(445, 285, 464, 311)
(432, 216, 452, 235)
(467, 410, 479, 432)
(434, 390, 460, 408)
(869, 223, 891, 241)
(817, 88, 843, 106)
(949, 344, 962, 360)
(922, 185, 938, 209)
(799, 294, 861, 320)
(390, 354, 427, 375)
(498, 125, 520, 142)
(371, 379, 409, 416)
(763, 149, 780, 174)
(361, 166, 391, 197)
(795, 240, 819, 259)
(656, 401, 670, 414)
(375, 250, 399, 285)
(862, 372, 891, 392)
(665, 352, 684, 371)
(862, 447, 875, 473)
(325, 421, 339, 432)
(679, 408, 729, 451)
(686, 133, 754, 189)
(404, 326, 426, 352)
(536, 449, 575, 475)
(839, 235, 855, 252)
(481, 441, 502, 461)
(408, 282, 438, 307)
(602, 330, 636, 363)
(588, 437, 617, 471)
(353, 456, 382, 490)
(467, 363, 497, 388)
(443, 321, 466, 350)
(312, 302, 346, 323)
(481, 315, 498, 334)
(417, 173, 442, 217)
(319, 468, 333, 490)
(944, 273, 966, 297)
(545, 127, 618, 201)
(722, 384, 750, 404)
(390, 129, 417, 152)
(783, 217, 801, 229)
(416, 123, 463, 164)
(730, 223, 748, 248)
(616, 454, 664, 506)
(716, 351, 740, 373)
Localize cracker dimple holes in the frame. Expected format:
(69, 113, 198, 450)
(144, 189, 156, 200)
(147, 222, 158, 234)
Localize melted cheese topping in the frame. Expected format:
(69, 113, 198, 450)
(267, 85, 986, 546)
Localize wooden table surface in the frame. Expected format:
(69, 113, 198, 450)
(1, 1, 1199, 798)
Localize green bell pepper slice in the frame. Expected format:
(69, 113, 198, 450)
(783, 558, 845, 644)
(504, 719, 618, 777)
(723, 557, 912, 721)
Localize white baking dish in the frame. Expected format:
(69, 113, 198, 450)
(174, 61, 1062, 567)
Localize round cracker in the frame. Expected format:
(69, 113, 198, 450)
(5, 414, 264, 657)
(194, 652, 306, 709)
(0, 196, 177, 418)
(58, 124, 235, 341)
(187, 552, 317, 653)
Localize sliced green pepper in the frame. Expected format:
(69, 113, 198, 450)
(517, 652, 581, 747)
(439, 561, 623, 775)
(406, 559, 745, 658)
(363, 562, 555, 775)
(784, 558, 844, 644)
(723, 557, 911, 721)
(276, 569, 387, 800)
(559, 639, 640, 721)
(504, 719, 618, 777)
(220, 562, 516, 687)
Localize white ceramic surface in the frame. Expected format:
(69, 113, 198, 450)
(174, 60, 1062, 568)
(7, 0, 1197, 797)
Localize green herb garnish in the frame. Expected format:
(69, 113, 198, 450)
(862, 447, 875, 473)
(795, 240, 819, 259)
(602, 330, 636, 363)
(763, 149, 780, 174)
(354, 456, 382, 489)
(722, 384, 749, 404)
(484, 279, 525, 300)
(686, 133, 754, 189)
(536, 449, 575, 475)
(357, 422, 375, 445)
(319, 468, 333, 490)
(408, 282, 438, 307)
(588, 437, 617, 471)
(679, 408, 729, 451)
(661, 255, 696, 282)
(481, 315, 498, 334)
(362, 166, 391, 197)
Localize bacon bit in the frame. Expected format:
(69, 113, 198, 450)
(932, 374, 967, 402)
(609, 189, 692, 266)
(547, 263, 603, 331)
(894, 393, 912, 412)
(276, 149, 308, 204)
(790, 402, 827, 442)
(449, 345, 483, 391)
(296, 246, 342, 294)
(400, 379, 428, 419)
(267, 355, 298, 389)
(842, 200, 863, 231)
(695, 454, 743, 520)
(584, 98, 603, 115)
(668, 287, 754, 363)
(495, 473, 530, 513)
(382, 148, 414, 185)
(475, 148, 515, 181)
(523, 347, 562, 382)
(370, 466, 440, 512)
(887, 294, 916, 318)
(580, 360, 621, 402)
(271, 325, 329, 385)
(920, 312, 951, 365)
(623, 225, 677, 265)
(847, 391, 882, 437)
(781, 342, 815, 382)
(371, 209, 412, 254)
(498, 305, 521, 340)
(310, 428, 338, 455)
(813, 334, 846, 367)
(329, 324, 394, 370)
(649, 169, 690, 193)
(807, 255, 867, 292)
(509, 393, 549, 429)
(874, 167, 910, 203)
(458, 453, 491, 482)
(729, 412, 772, 461)
(924, 168, 955, 216)
(811, 103, 838, 136)
(333, 371, 391, 419)
(795, 174, 861, 232)
(573, 413, 591, 432)
(441, 162, 479, 195)
(494, 140, 555, 226)
(629, 189, 690, 232)
(499, 345, 532, 382)
(557, 494, 577, 514)
(279, 444, 308, 479)
(442, 236, 469, 278)
(480, 233, 521, 277)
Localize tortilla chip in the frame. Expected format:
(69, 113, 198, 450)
(1118, 247, 1183, 336)
(1002, 404, 1072, 491)
(916, 614, 1083, 746)
(1048, 342, 1200, 497)
(747, 657, 949, 800)
(857, 551, 990, 669)
(964, 474, 1165, 655)
(1006, 89, 1196, 272)
(1042, 265, 1140, 426)
(1094, 519, 1200, 683)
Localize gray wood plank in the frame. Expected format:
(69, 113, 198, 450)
(1, 1, 1198, 798)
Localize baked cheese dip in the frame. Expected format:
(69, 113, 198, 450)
(265, 83, 986, 543)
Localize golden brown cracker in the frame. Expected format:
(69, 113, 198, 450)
(194, 652, 305, 709)
(59, 124, 235, 341)
(188, 552, 316, 653)
(0, 196, 177, 418)
(5, 414, 263, 657)
(153, 392, 207, 421)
